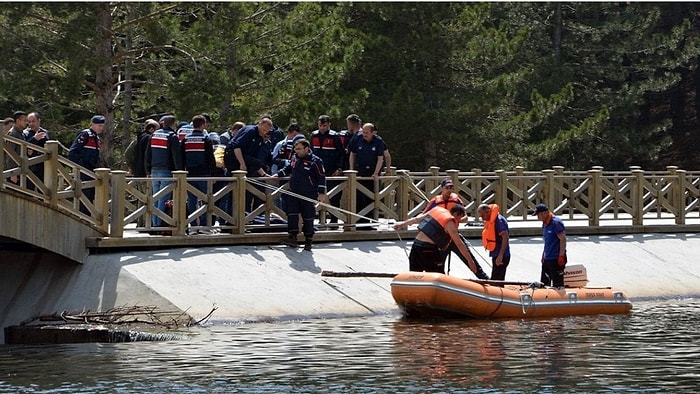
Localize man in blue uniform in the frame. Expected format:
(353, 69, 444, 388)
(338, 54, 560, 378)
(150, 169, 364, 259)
(271, 138, 326, 251)
(227, 116, 274, 213)
(68, 115, 105, 215)
(533, 203, 567, 287)
(349, 123, 385, 229)
(181, 115, 216, 231)
(145, 115, 183, 229)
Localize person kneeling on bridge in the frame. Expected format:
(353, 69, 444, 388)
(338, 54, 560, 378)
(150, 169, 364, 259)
(393, 205, 490, 279)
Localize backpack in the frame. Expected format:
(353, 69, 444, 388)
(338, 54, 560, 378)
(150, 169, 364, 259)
(224, 143, 239, 172)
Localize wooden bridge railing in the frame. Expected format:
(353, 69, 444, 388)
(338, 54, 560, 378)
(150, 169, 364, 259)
(3, 135, 700, 238)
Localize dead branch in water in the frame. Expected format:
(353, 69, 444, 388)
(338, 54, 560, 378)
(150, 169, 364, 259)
(20, 305, 217, 329)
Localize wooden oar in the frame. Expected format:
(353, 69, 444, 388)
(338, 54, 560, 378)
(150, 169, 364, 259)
(320, 271, 397, 278)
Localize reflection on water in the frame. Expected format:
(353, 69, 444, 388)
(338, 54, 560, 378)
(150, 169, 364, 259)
(1, 299, 698, 393)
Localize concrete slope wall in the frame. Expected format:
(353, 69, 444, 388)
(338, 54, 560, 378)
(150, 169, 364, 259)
(2, 233, 699, 343)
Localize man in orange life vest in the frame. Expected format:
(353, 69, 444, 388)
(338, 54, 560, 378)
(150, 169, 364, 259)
(393, 205, 488, 278)
(477, 203, 511, 281)
(419, 178, 490, 279)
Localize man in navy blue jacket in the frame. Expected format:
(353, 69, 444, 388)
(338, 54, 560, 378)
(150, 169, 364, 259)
(271, 138, 326, 251)
(181, 115, 216, 230)
(145, 115, 183, 229)
(68, 114, 105, 215)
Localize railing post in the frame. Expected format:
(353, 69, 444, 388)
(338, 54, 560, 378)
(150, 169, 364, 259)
(172, 170, 188, 236)
(429, 166, 440, 191)
(542, 169, 556, 212)
(0, 135, 4, 190)
(675, 169, 686, 225)
(553, 166, 565, 206)
(446, 169, 459, 187)
(94, 168, 111, 233)
(45, 141, 59, 209)
(396, 169, 410, 220)
(588, 168, 602, 226)
(471, 168, 482, 208)
(232, 170, 247, 234)
(631, 169, 645, 226)
(344, 170, 358, 231)
(495, 170, 507, 213)
(110, 170, 127, 237)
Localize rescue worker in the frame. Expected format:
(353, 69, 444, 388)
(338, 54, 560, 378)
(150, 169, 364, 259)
(310, 115, 344, 226)
(393, 205, 486, 278)
(477, 203, 511, 281)
(68, 114, 105, 215)
(271, 138, 326, 251)
(181, 115, 216, 231)
(533, 203, 567, 287)
(420, 178, 490, 279)
(145, 115, 183, 229)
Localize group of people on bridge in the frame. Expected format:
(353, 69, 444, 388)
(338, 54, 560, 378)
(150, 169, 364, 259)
(5, 110, 567, 286)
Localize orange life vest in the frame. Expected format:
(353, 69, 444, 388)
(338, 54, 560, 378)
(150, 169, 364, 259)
(481, 204, 500, 252)
(418, 207, 458, 250)
(423, 193, 463, 213)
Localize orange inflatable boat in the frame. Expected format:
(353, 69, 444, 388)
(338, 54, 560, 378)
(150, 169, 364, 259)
(391, 270, 633, 319)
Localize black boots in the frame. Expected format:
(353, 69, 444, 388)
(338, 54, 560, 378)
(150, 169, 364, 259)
(281, 234, 312, 251)
(281, 234, 298, 248)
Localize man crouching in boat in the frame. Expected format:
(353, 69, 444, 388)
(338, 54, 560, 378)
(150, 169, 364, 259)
(393, 205, 490, 279)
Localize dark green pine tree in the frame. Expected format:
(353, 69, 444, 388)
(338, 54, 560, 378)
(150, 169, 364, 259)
(506, 2, 700, 171)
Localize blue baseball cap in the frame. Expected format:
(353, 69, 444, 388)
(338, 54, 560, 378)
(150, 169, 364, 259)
(532, 203, 549, 216)
(91, 115, 106, 124)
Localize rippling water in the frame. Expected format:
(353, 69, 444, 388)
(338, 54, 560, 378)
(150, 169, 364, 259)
(1, 299, 698, 393)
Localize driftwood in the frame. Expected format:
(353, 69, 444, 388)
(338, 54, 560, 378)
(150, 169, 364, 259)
(20, 305, 218, 329)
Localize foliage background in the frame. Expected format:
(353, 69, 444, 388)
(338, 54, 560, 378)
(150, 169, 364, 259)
(1, 2, 699, 172)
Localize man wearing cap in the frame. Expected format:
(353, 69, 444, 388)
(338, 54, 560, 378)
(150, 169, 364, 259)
(533, 203, 567, 287)
(68, 115, 105, 214)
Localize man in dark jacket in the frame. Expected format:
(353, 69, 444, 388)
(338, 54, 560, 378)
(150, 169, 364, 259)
(68, 115, 105, 215)
(145, 115, 183, 229)
(24, 112, 50, 190)
(125, 119, 159, 177)
(181, 115, 216, 230)
(271, 138, 326, 251)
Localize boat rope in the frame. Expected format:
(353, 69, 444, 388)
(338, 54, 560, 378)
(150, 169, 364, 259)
(246, 176, 411, 259)
(246, 177, 385, 229)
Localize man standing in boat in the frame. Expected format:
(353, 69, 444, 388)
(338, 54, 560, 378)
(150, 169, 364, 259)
(393, 205, 488, 279)
(532, 203, 567, 287)
(420, 178, 490, 279)
(477, 203, 511, 281)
